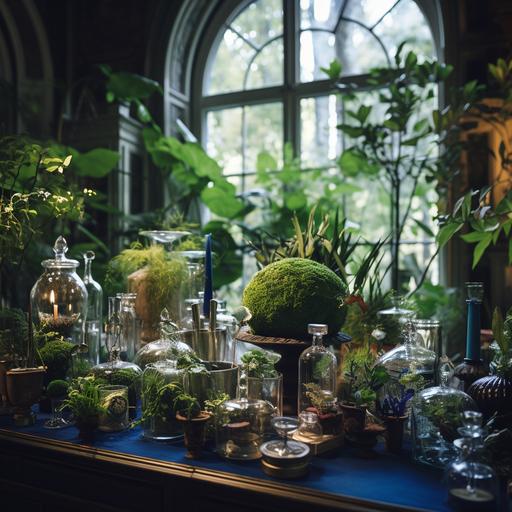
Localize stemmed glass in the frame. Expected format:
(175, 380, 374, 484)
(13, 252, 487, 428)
(139, 230, 191, 250)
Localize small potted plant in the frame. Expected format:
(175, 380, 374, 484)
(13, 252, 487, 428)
(175, 393, 211, 459)
(44, 379, 70, 429)
(379, 387, 415, 453)
(60, 376, 105, 442)
(304, 383, 343, 435)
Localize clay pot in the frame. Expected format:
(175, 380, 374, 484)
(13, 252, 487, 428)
(340, 403, 366, 434)
(76, 416, 99, 443)
(176, 411, 211, 459)
(0, 360, 14, 405)
(468, 375, 512, 422)
(383, 415, 407, 454)
(6, 367, 45, 426)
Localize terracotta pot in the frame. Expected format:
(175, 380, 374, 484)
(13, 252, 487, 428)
(383, 415, 407, 454)
(468, 375, 512, 422)
(76, 416, 99, 443)
(0, 360, 14, 405)
(176, 411, 211, 459)
(6, 367, 45, 426)
(340, 403, 366, 434)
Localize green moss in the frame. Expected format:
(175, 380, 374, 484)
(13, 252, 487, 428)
(46, 379, 70, 399)
(39, 340, 75, 382)
(242, 258, 347, 339)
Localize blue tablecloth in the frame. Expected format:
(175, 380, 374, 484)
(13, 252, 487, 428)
(0, 410, 451, 511)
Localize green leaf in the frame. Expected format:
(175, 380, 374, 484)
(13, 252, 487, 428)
(436, 221, 463, 247)
(405, 51, 418, 70)
(472, 234, 492, 268)
(256, 151, 277, 174)
(337, 148, 379, 177)
(412, 218, 434, 237)
(337, 124, 363, 138)
(332, 183, 362, 194)
(492, 307, 506, 353)
(320, 59, 342, 80)
(284, 190, 307, 211)
(461, 231, 490, 243)
(106, 72, 163, 102)
(73, 148, 119, 178)
(200, 186, 244, 218)
(509, 238, 512, 265)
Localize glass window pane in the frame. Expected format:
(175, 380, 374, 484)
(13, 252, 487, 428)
(300, 95, 341, 167)
(245, 38, 284, 90)
(300, 0, 343, 31)
(343, 0, 400, 28)
(373, 0, 436, 60)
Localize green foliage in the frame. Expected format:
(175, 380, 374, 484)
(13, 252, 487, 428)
(240, 349, 278, 378)
(110, 368, 141, 405)
(174, 392, 201, 419)
(46, 379, 69, 399)
(320, 59, 342, 81)
(0, 308, 28, 361)
(38, 339, 75, 382)
(304, 383, 337, 414)
(243, 258, 347, 339)
(60, 376, 105, 421)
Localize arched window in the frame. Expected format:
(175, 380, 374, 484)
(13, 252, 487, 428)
(191, 0, 443, 287)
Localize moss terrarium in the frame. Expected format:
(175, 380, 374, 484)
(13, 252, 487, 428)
(243, 258, 347, 339)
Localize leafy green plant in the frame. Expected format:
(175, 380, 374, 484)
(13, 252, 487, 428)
(240, 349, 278, 379)
(46, 379, 70, 399)
(174, 392, 201, 420)
(60, 376, 105, 421)
(304, 382, 338, 414)
(0, 308, 28, 361)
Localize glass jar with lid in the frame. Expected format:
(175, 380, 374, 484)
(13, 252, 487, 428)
(141, 360, 185, 440)
(215, 396, 275, 460)
(31, 236, 88, 345)
(411, 363, 478, 467)
(133, 308, 194, 369)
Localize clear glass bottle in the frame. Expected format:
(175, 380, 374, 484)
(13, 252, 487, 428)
(117, 292, 139, 361)
(298, 324, 337, 415)
(411, 363, 478, 467)
(133, 308, 193, 369)
(445, 411, 498, 511)
(450, 282, 488, 392)
(30, 236, 88, 345)
(297, 411, 323, 439)
(83, 251, 102, 365)
(141, 360, 185, 440)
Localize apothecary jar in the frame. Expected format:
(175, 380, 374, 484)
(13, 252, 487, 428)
(30, 236, 88, 345)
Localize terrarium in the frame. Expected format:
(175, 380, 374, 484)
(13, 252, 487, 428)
(98, 385, 129, 432)
(216, 397, 275, 460)
(30, 236, 88, 344)
(411, 364, 478, 467)
(445, 411, 498, 511)
(133, 308, 193, 369)
(141, 360, 185, 440)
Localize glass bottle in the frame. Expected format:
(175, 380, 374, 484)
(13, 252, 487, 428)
(450, 282, 488, 392)
(297, 411, 323, 439)
(445, 411, 498, 511)
(411, 363, 478, 467)
(30, 236, 88, 345)
(298, 324, 337, 416)
(117, 292, 139, 361)
(83, 251, 102, 365)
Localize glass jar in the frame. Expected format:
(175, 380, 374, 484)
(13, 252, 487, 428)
(83, 251, 102, 365)
(31, 236, 88, 344)
(411, 364, 478, 467)
(413, 319, 441, 356)
(215, 397, 276, 460)
(297, 411, 323, 439)
(247, 374, 283, 415)
(141, 360, 185, 440)
(298, 324, 337, 415)
(133, 308, 193, 369)
(98, 385, 129, 432)
(117, 292, 140, 361)
(445, 411, 498, 511)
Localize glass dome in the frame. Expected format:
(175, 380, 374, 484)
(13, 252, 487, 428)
(412, 367, 478, 467)
(141, 360, 185, 441)
(30, 236, 88, 345)
(215, 397, 275, 460)
(133, 309, 193, 369)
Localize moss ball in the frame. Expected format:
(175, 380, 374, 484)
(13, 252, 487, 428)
(242, 258, 347, 339)
(39, 340, 75, 382)
(46, 379, 69, 399)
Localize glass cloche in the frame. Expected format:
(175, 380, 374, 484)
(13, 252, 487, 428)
(31, 236, 88, 345)
(216, 397, 275, 460)
(133, 308, 193, 369)
(411, 363, 478, 467)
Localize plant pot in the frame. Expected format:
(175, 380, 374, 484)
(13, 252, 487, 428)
(383, 415, 407, 454)
(340, 403, 366, 434)
(76, 416, 99, 443)
(176, 411, 211, 459)
(0, 360, 14, 406)
(5, 367, 45, 426)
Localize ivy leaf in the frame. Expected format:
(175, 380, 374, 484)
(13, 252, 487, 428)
(320, 59, 342, 80)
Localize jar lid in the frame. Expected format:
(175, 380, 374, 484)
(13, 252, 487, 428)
(42, 236, 79, 269)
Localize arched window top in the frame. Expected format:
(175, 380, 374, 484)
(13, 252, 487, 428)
(204, 0, 436, 96)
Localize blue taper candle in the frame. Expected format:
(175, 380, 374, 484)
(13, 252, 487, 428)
(203, 233, 213, 317)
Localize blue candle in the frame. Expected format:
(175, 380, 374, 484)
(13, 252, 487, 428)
(203, 233, 213, 316)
